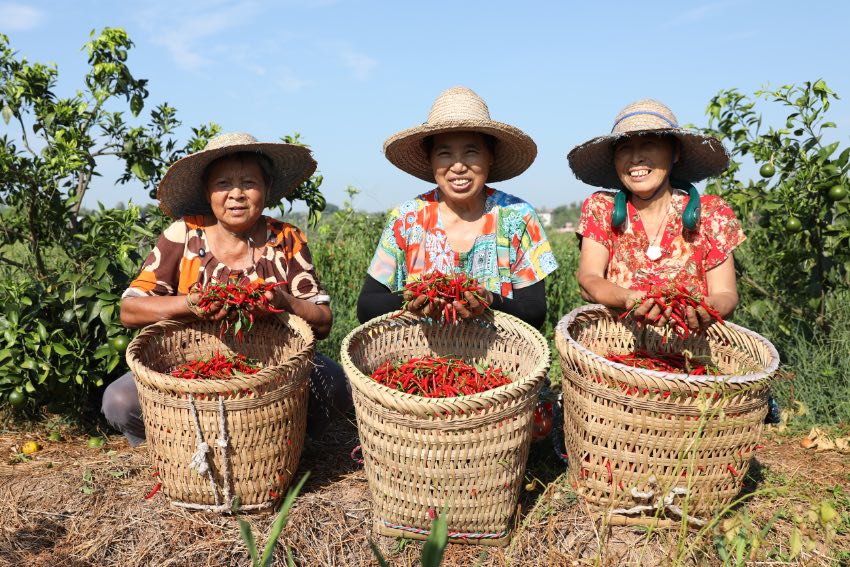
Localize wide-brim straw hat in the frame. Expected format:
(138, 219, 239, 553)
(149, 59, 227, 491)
(383, 86, 537, 183)
(157, 132, 317, 218)
(567, 99, 729, 189)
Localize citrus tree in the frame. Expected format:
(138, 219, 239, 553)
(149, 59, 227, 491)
(703, 80, 850, 329)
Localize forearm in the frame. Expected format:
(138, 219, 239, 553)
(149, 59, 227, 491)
(356, 276, 403, 323)
(577, 273, 633, 310)
(276, 294, 332, 340)
(706, 290, 738, 320)
(490, 281, 547, 329)
(120, 295, 196, 328)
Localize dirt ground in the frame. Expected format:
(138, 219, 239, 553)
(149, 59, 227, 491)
(1, 416, 848, 567)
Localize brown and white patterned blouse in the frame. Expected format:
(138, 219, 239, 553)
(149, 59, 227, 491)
(123, 215, 330, 304)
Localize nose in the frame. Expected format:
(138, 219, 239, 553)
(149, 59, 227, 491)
(450, 159, 468, 173)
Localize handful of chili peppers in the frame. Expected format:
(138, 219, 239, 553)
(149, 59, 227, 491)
(606, 350, 720, 375)
(622, 282, 724, 340)
(170, 352, 261, 380)
(370, 355, 511, 397)
(194, 279, 288, 340)
(401, 271, 490, 324)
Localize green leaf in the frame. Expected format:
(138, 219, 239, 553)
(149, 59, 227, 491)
(53, 344, 72, 356)
(131, 161, 149, 181)
(1, 105, 11, 125)
(238, 518, 260, 567)
(421, 508, 449, 567)
(259, 472, 310, 567)
(93, 345, 112, 360)
(130, 94, 143, 117)
(93, 257, 109, 279)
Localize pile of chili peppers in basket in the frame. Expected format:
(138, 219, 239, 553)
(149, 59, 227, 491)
(622, 282, 724, 340)
(169, 352, 261, 380)
(400, 271, 490, 324)
(370, 356, 511, 398)
(195, 279, 287, 340)
(606, 350, 720, 376)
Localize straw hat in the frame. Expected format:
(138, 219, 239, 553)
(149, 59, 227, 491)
(383, 86, 537, 183)
(156, 132, 317, 218)
(567, 99, 729, 189)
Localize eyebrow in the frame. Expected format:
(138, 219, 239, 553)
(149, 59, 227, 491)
(433, 142, 482, 151)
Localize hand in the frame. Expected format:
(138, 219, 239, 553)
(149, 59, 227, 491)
(452, 288, 494, 320)
(684, 300, 717, 332)
(403, 290, 447, 320)
(252, 288, 292, 319)
(625, 291, 672, 328)
(186, 290, 230, 322)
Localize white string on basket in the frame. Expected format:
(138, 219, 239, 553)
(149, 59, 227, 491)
(216, 395, 232, 505)
(187, 393, 220, 507)
(611, 476, 706, 527)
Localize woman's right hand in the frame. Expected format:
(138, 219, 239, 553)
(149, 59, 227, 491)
(403, 290, 447, 320)
(185, 291, 230, 321)
(625, 291, 672, 327)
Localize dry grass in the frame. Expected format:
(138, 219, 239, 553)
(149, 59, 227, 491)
(1, 416, 848, 567)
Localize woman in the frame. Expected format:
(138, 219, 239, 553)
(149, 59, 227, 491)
(103, 132, 351, 445)
(568, 99, 742, 330)
(357, 86, 558, 328)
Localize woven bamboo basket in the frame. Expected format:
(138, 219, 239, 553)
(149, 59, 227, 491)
(555, 304, 779, 527)
(341, 311, 550, 546)
(126, 315, 314, 512)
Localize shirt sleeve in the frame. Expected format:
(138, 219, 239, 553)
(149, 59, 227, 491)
(509, 205, 559, 289)
(122, 220, 188, 299)
(577, 192, 615, 249)
(277, 224, 329, 303)
(366, 207, 408, 292)
(701, 196, 746, 270)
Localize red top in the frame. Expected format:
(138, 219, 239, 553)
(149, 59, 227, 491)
(577, 190, 746, 294)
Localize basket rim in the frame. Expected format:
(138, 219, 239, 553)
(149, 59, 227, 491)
(555, 304, 780, 384)
(340, 310, 550, 410)
(126, 314, 315, 395)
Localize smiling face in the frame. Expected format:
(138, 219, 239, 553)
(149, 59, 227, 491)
(613, 134, 678, 198)
(204, 155, 268, 233)
(429, 131, 494, 206)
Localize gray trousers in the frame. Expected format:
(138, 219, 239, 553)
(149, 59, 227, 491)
(102, 353, 352, 447)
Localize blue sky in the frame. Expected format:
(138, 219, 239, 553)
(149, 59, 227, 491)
(3, 0, 849, 213)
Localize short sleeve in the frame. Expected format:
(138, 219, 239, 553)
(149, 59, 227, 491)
(122, 220, 188, 298)
(367, 207, 407, 291)
(508, 205, 559, 289)
(701, 195, 746, 270)
(275, 224, 329, 302)
(577, 192, 615, 249)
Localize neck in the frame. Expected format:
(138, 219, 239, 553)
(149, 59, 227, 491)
(438, 188, 486, 221)
(213, 216, 263, 245)
(630, 183, 673, 214)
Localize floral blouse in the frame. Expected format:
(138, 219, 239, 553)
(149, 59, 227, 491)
(577, 190, 745, 294)
(123, 215, 329, 304)
(368, 187, 558, 298)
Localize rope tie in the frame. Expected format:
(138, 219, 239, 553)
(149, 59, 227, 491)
(216, 396, 233, 506)
(610, 475, 706, 527)
(382, 520, 507, 540)
(187, 394, 220, 506)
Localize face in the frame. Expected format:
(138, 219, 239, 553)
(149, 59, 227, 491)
(613, 135, 678, 198)
(429, 131, 493, 204)
(205, 156, 267, 232)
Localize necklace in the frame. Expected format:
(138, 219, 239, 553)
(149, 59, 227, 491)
(639, 201, 672, 261)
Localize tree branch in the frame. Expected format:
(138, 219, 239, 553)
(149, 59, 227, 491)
(16, 113, 37, 157)
(0, 253, 26, 269)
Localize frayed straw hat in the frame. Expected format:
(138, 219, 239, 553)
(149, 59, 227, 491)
(383, 86, 537, 183)
(567, 99, 729, 189)
(157, 132, 317, 218)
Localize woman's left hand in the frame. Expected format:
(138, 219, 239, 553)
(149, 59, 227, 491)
(452, 288, 494, 320)
(684, 300, 717, 332)
(254, 288, 292, 318)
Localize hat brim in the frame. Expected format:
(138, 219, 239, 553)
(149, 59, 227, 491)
(567, 129, 729, 189)
(383, 120, 537, 183)
(157, 142, 317, 218)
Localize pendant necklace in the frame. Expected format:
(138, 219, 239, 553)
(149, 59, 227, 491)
(640, 202, 672, 262)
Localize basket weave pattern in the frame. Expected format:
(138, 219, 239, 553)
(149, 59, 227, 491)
(126, 316, 314, 511)
(555, 305, 779, 521)
(341, 312, 550, 545)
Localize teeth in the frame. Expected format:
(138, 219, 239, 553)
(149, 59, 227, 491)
(630, 169, 650, 177)
(452, 179, 470, 186)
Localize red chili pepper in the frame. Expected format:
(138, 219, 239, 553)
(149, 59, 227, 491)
(144, 482, 162, 500)
(727, 464, 739, 476)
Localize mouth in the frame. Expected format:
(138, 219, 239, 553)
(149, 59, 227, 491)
(448, 178, 472, 191)
(227, 206, 249, 215)
(628, 168, 651, 181)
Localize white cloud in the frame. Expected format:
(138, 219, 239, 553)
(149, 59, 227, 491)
(140, 1, 261, 71)
(0, 2, 45, 31)
(338, 48, 377, 81)
(275, 69, 310, 93)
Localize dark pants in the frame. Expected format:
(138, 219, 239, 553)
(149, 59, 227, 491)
(102, 353, 352, 447)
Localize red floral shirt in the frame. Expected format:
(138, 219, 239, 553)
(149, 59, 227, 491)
(577, 190, 746, 294)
